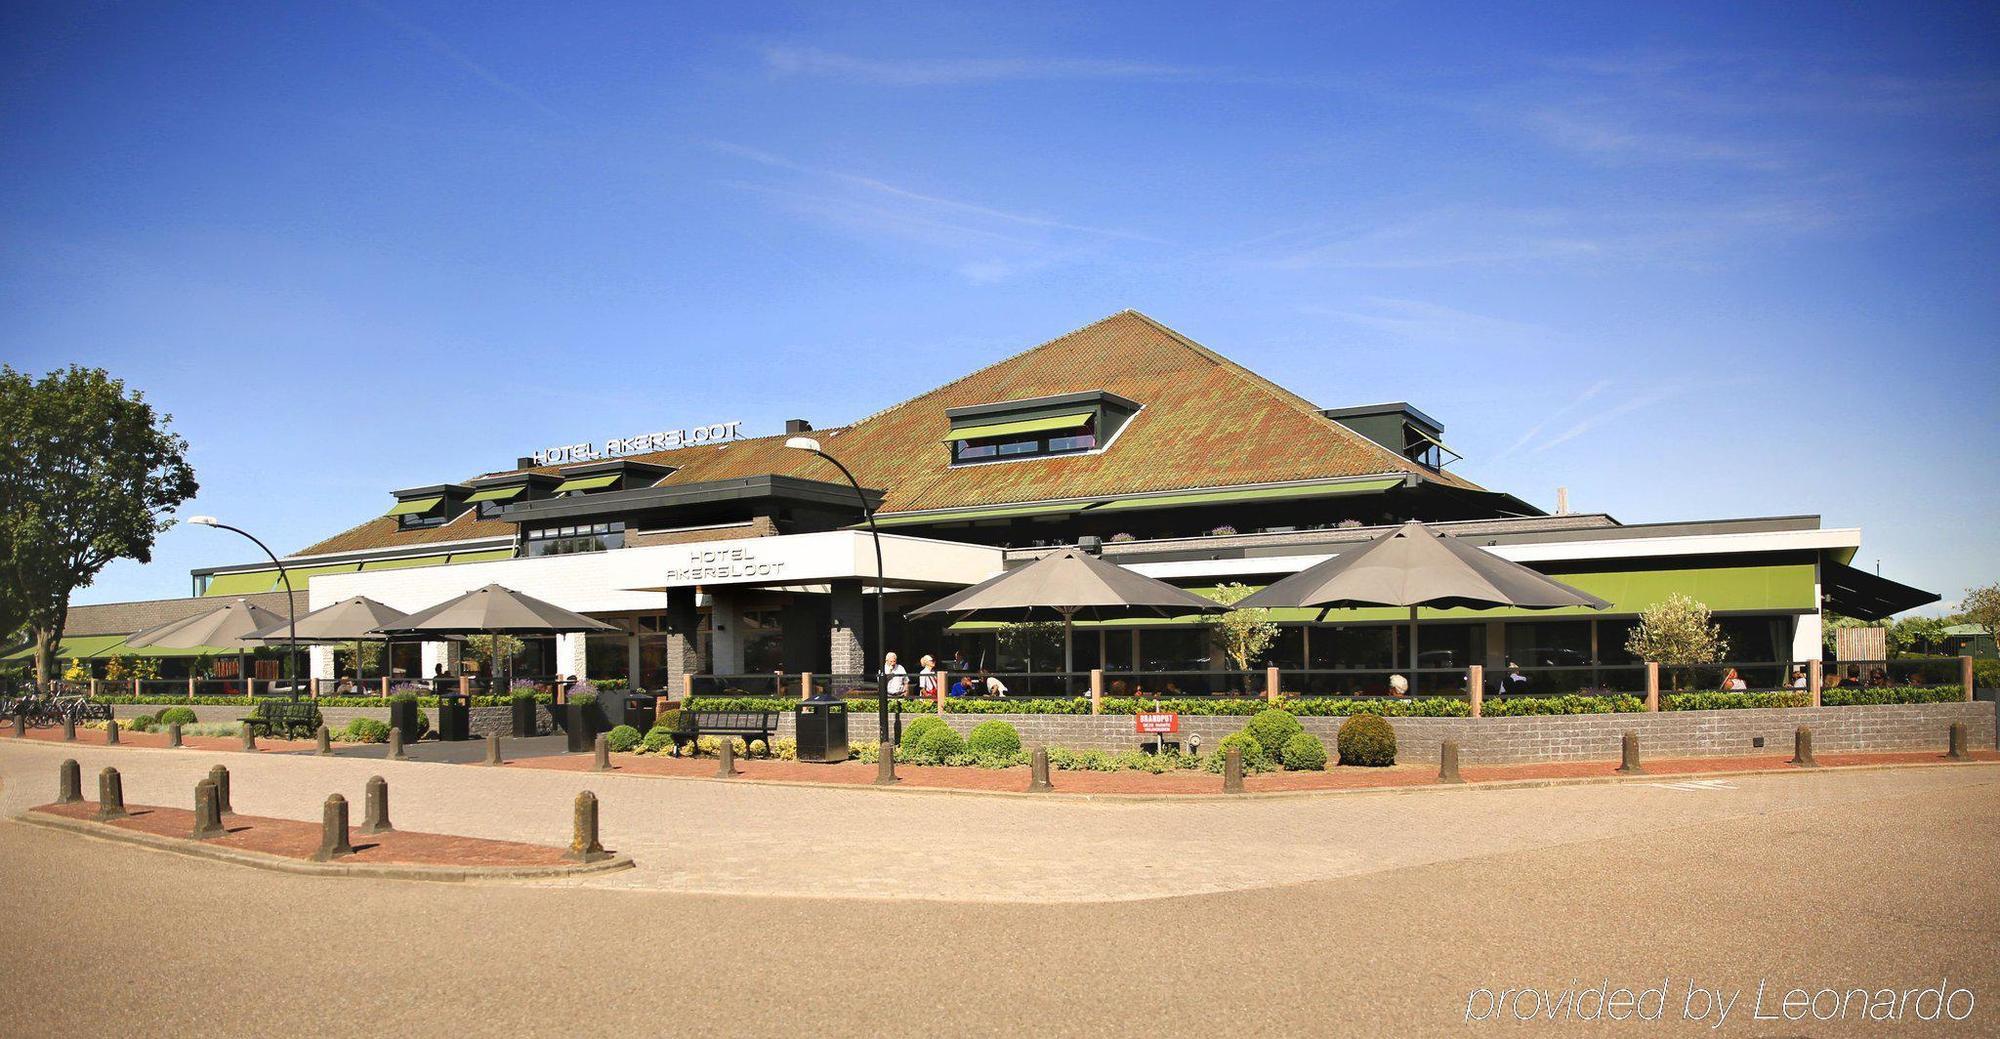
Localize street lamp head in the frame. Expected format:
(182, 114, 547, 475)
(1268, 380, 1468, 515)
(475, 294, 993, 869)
(784, 436, 822, 453)
(185, 515, 220, 527)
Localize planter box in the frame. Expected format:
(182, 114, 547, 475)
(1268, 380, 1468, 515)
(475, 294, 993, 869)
(388, 699, 424, 744)
(563, 701, 600, 753)
(511, 697, 538, 738)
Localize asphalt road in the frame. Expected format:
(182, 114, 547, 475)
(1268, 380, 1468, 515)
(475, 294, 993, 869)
(0, 757, 1994, 1037)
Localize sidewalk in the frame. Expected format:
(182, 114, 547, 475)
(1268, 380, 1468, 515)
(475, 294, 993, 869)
(9, 725, 345, 754)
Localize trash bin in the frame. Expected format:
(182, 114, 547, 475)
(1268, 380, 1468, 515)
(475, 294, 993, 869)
(794, 694, 848, 763)
(435, 693, 471, 742)
(611, 692, 657, 732)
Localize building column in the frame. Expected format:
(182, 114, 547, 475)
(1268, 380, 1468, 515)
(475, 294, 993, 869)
(555, 633, 586, 681)
(627, 631, 642, 689)
(309, 645, 336, 683)
(709, 588, 746, 675)
(1791, 612, 1823, 664)
(663, 586, 702, 694)
(829, 579, 866, 677)
(1483, 621, 1507, 673)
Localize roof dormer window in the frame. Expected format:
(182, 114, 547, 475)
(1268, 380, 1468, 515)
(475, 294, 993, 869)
(944, 391, 1139, 466)
(385, 484, 471, 529)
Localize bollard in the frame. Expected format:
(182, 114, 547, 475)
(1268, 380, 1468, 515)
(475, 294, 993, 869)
(1438, 740, 1465, 784)
(62, 714, 76, 742)
(12, 711, 23, 738)
(1223, 747, 1245, 794)
(1789, 726, 1817, 768)
(208, 764, 233, 815)
(1947, 722, 1969, 762)
(313, 794, 354, 862)
(1027, 747, 1053, 792)
(564, 790, 609, 863)
(594, 733, 612, 773)
(105, 719, 119, 745)
(484, 733, 502, 766)
(190, 779, 225, 839)
(874, 741, 898, 786)
(360, 776, 392, 834)
(167, 722, 183, 748)
(714, 737, 735, 778)
(95, 767, 127, 820)
(1616, 731, 1644, 774)
(387, 728, 406, 760)
(315, 725, 332, 756)
(240, 726, 256, 753)
(57, 758, 82, 804)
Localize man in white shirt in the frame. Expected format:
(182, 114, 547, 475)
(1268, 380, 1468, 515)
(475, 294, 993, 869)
(882, 653, 909, 698)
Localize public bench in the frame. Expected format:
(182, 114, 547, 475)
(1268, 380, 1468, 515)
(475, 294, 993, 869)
(238, 700, 322, 740)
(670, 710, 779, 757)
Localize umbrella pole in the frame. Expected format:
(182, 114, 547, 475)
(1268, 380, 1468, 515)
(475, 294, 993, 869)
(1064, 612, 1075, 697)
(1408, 605, 1420, 694)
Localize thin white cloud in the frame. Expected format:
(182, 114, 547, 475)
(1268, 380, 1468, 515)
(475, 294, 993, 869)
(760, 45, 1221, 86)
(1501, 379, 1611, 458)
(1304, 297, 1546, 345)
(1531, 382, 1687, 455)
(355, 0, 565, 122)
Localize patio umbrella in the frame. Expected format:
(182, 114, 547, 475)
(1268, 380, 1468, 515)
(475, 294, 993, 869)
(908, 547, 1225, 678)
(1236, 520, 1610, 676)
(246, 596, 414, 690)
(374, 584, 616, 696)
(122, 599, 294, 689)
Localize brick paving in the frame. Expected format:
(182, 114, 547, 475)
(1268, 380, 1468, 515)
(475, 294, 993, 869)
(11, 726, 359, 753)
(31, 800, 574, 867)
(506, 745, 1999, 794)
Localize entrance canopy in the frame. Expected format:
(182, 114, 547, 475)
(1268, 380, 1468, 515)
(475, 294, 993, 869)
(1819, 561, 1938, 621)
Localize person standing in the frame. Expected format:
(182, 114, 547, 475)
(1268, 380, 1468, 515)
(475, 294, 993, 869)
(881, 653, 909, 699)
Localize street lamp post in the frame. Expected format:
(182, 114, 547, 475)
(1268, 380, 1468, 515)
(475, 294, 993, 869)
(186, 516, 300, 694)
(783, 437, 889, 743)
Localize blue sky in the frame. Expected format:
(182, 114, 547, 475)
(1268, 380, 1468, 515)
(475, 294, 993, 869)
(4, 1, 1996, 610)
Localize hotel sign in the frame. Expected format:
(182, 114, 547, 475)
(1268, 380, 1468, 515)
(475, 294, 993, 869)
(664, 545, 788, 584)
(531, 421, 744, 466)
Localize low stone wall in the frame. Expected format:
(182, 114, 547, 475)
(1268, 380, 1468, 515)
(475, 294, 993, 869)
(109, 703, 559, 738)
(111, 701, 1994, 766)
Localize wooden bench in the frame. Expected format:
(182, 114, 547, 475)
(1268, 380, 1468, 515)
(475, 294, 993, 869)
(238, 700, 322, 740)
(670, 710, 779, 757)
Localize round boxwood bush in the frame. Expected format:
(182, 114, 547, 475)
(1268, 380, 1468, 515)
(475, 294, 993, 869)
(605, 724, 642, 753)
(640, 725, 675, 754)
(898, 715, 951, 751)
(159, 706, 198, 727)
(909, 723, 966, 763)
(1209, 729, 1269, 772)
(1246, 709, 1304, 760)
(1336, 714, 1396, 767)
(1279, 732, 1328, 771)
(343, 718, 390, 743)
(965, 720, 1022, 757)
(126, 714, 159, 732)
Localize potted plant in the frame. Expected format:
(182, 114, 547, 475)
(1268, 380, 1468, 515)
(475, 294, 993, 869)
(508, 681, 541, 738)
(387, 684, 429, 744)
(563, 682, 601, 753)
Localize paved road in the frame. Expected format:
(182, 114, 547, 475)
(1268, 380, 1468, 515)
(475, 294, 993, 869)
(0, 739, 1994, 1036)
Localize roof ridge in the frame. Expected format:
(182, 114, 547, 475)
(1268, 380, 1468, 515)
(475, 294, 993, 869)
(839, 310, 1138, 430)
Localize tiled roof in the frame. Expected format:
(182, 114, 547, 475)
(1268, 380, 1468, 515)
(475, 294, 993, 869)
(64, 590, 309, 637)
(296, 310, 1483, 556)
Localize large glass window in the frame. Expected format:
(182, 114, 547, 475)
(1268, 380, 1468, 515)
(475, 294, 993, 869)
(524, 521, 626, 557)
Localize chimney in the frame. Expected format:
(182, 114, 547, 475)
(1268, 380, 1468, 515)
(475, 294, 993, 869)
(1555, 487, 1570, 515)
(784, 419, 813, 435)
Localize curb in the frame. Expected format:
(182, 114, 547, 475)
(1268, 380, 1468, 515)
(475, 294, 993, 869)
(518, 754, 2000, 804)
(11, 811, 635, 883)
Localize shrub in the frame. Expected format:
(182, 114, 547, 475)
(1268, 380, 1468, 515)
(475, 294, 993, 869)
(909, 724, 967, 763)
(125, 714, 159, 732)
(641, 725, 676, 754)
(1820, 685, 1962, 707)
(569, 689, 598, 707)
(898, 715, 951, 751)
(1279, 732, 1328, 771)
(1663, 691, 1806, 711)
(1486, 694, 1642, 716)
(1205, 730, 1269, 773)
(605, 724, 642, 752)
(159, 706, 198, 726)
(1246, 709, 1304, 758)
(1337, 714, 1396, 767)
(343, 718, 390, 743)
(966, 720, 1022, 757)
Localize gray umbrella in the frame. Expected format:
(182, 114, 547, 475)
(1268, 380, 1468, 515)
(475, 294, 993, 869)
(246, 596, 415, 689)
(122, 598, 294, 691)
(909, 548, 1223, 674)
(1236, 520, 1609, 673)
(374, 584, 616, 694)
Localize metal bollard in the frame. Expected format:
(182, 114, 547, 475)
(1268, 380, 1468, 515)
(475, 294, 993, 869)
(874, 741, 898, 786)
(95, 767, 127, 820)
(57, 759, 82, 804)
(594, 733, 612, 773)
(62, 714, 75, 742)
(1790, 726, 1817, 768)
(1438, 740, 1465, 784)
(387, 728, 406, 760)
(360, 776, 392, 834)
(105, 719, 119, 745)
(313, 794, 354, 862)
(1027, 747, 1053, 792)
(239, 726, 256, 753)
(190, 779, 225, 839)
(208, 764, 233, 815)
(315, 725, 332, 756)
(1948, 722, 1969, 761)
(1223, 746, 1245, 793)
(564, 790, 609, 863)
(714, 737, 735, 778)
(167, 723, 183, 748)
(12, 711, 23, 738)
(484, 734, 502, 766)
(1616, 731, 1644, 774)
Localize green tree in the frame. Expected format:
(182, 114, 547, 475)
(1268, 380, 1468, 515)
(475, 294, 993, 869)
(1625, 594, 1730, 690)
(0, 365, 198, 683)
(1202, 582, 1282, 682)
(463, 634, 526, 671)
(1962, 584, 2000, 653)
(1888, 615, 1950, 657)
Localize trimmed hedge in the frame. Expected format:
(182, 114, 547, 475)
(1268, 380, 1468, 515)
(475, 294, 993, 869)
(605, 724, 642, 752)
(640, 725, 676, 754)
(1821, 685, 1964, 707)
(158, 706, 198, 727)
(1279, 732, 1328, 771)
(342, 718, 390, 743)
(1337, 714, 1396, 767)
(966, 720, 1022, 757)
(1211, 730, 1271, 772)
(1246, 709, 1305, 756)
(96, 693, 556, 708)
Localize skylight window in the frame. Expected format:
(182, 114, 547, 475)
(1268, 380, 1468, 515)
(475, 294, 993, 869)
(941, 391, 1138, 466)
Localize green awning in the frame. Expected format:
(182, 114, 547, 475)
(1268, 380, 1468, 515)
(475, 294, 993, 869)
(873, 501, 1096, 528)
(447, 548, 515, 564)
(202, 570, 280, 597)
(361, 554, 450, 571)
(945, 411, 1094, 442)
(553, 474, 620, 494)
(385, 495, 444, 517)
(1092, 476, 1405, 513)
(3, 634, 132, 661)
(464, 485, 525, 504)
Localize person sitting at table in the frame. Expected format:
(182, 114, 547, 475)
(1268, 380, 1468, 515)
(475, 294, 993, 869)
(1869, 667, 1890, 687)
(1502, 662, 1531, 696)
(1720, 668, 1747, 691)
(1387, 674, 1409, 697)
(981, 670, 1009, 697)
(950, 674, 976, 698)
(1789, 667, 1807, 689)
